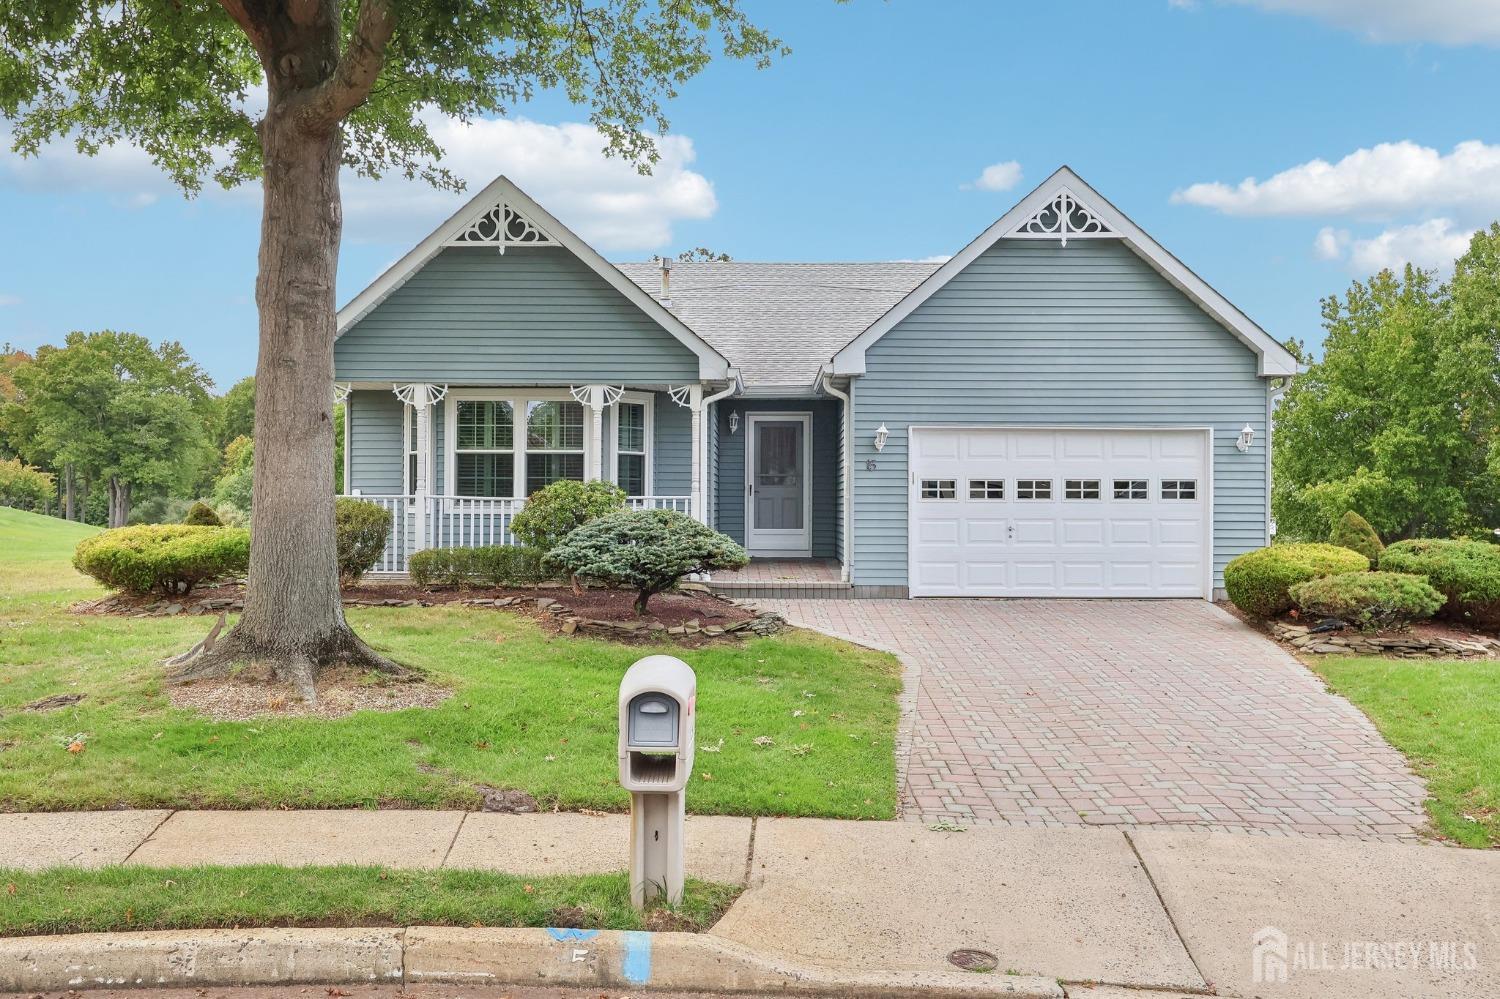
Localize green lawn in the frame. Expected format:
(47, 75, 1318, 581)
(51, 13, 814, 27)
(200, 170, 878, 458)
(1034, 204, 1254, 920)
(0, 507, 901, 818)
(1312, 655, 1500, 848)
(0, 865, 739, 936)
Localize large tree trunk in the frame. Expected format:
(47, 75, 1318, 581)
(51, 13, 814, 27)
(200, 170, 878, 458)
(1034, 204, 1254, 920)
(169, 25, 406, 698)
(106, 476, 131, 527)
(64, 463, 75, 521)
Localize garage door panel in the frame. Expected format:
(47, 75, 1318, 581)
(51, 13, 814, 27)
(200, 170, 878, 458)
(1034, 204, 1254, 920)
(910, 427, 1208, 598)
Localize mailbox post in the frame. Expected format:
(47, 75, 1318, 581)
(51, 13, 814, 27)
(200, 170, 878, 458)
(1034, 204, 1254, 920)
(618, 655, 696, 909)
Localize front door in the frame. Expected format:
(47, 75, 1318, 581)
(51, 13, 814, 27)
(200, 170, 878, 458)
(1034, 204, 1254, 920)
(746, 413, 812, 556)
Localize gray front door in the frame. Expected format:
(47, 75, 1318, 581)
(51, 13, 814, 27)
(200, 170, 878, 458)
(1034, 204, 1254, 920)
(746, 413, 811, 555)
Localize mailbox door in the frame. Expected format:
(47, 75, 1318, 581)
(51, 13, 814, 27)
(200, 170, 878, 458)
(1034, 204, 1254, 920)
(628, 693, 679, 748)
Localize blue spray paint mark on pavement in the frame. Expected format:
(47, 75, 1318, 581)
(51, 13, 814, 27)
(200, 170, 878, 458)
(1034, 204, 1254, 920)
(546, 928, 600, 942)
(622, 931, 653, 983)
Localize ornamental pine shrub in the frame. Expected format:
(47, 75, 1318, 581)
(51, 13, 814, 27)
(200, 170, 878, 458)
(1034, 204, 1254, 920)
(72, 524, 250, 596)
(1379, 538, 1500, 628)
(1328, 511, 1384, 563)
(1288, 571, 1443, 630)
(547, 508, 748, 614)
(1223, 542, 1370, 618)
(334, 498, 392, 585)
(181, 501, 223, 527)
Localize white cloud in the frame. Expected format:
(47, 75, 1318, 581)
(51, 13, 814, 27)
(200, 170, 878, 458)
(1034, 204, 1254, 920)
(340, 116, 716, 252)
(962, 160, 1023, 193)
(1314, 218, 1476, 273)
(1226, 0, 1500, 46)
(1172, 141, 1500, 218)
(0, 112, 717, 253)
(0, 293, 20, 306)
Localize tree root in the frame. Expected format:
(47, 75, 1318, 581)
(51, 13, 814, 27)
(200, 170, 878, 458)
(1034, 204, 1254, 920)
(165, 619, 415, 705)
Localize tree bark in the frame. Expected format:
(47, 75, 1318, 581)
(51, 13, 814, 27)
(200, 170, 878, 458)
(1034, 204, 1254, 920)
(169, 19, 406, 696)
(64, 463, 75, 521)
(106, 476, 131, 527)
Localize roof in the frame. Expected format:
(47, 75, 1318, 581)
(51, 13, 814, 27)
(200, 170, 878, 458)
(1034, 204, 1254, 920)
(614, 261, 939, 390)
(336, 176, 734, 381)
(830, 166, 1300, 379)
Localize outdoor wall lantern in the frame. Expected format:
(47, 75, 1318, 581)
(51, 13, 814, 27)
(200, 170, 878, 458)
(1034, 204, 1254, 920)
(1236, 424, 1256, 453)
(874, 423, 889, 452)
(728, 410, 740, 435)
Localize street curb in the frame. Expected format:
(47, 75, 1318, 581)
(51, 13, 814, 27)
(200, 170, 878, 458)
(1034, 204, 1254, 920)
(0, 926, 1064, 998)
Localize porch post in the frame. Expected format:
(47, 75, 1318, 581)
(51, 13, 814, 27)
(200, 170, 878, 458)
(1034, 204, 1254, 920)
(413, 386, 433, 551)
(689, 384, 703, 522)
(589, 384, 606, 482)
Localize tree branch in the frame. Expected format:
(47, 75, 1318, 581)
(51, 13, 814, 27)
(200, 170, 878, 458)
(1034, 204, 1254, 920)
(217, 0, 269, 57)
(299, 0, 395, 132)
(286, 0, 322, 27)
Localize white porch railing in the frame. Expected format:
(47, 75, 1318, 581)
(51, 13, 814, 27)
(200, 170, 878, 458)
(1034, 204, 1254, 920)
(345, 493, 694, 574)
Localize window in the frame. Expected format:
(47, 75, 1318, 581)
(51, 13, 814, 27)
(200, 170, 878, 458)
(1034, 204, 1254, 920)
(1017, 479, 1052, 500)
(1064, 478, 1100, 500)
(454, 400, 515, 497)
(404, 405, 419, 496)
(525, 400, 585, 494)
(1113, 479, 1148, 500)
(616, 401, 647, 496)
(920, 479, 956, 499)
(1162, 479, 1197, 500)
(968, 479, 1005, 500)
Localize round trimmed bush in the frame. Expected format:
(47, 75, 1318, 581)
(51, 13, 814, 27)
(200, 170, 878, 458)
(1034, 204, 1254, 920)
(547, 508, 748, 614)
(510, 480, 627, 553)
(1379, 538, 1500, 628)
(1223, 543, 1370, 618)
(73, 524, 250, 596)
(1288, 571, 1443, 630)
(334, 497, 392, 585)
(182, 501, 223, 527)
(1328, 511, 1384, 563)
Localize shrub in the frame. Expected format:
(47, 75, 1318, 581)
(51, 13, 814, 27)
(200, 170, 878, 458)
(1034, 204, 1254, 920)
(73, 524, 250, 595)
(510, 480, 627, 553)
(0, 457, 54, 513)
(1328, 511, 1384, 562)
(1379, 538, 1500, 628)
(1223, 542, 1370, 618)
(182, 501, 223, 527)
(1288, 571, 1443, 630)
(407, 545, 548, 589)
(547, 508, 748, 614)
(335, 498, 392, 585)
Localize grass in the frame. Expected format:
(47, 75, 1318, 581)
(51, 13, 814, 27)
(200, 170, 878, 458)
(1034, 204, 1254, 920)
(1312, 655, 1500, 848)
(0, 865, 740, 937)
(0, 507, 901, 818)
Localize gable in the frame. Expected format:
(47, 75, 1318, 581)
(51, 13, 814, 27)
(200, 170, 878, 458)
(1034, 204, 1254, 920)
(334, 245, 703, 384)
(830, 168, 1298, 378)
(335, 176, 731, 381)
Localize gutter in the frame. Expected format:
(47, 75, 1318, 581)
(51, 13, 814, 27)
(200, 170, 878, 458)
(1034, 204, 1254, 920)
(818, 367, 853, 584)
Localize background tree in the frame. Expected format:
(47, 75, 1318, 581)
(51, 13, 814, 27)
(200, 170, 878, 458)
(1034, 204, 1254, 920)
(0, 2, 783, 691)
(217, 376, 256, 450)
(10, 332, 216, 526)
(1273, 233, 1500, 541)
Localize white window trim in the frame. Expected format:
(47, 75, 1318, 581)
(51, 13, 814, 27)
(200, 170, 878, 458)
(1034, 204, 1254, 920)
(444, 389, 594, 499)
(608, 391, 654, 496)
(403, 403, 417, 496)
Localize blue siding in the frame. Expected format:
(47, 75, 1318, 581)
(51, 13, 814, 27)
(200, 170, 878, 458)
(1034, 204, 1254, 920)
(348, 390, 404, 495)
(335, 246, 700, 383)
(654, 391, 692, 495)
(713, 399, 840, 557)
(850, 238, 1269, 591)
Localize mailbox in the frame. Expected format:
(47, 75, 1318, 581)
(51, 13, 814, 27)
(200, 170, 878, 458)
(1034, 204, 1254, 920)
(618, 655, 696, 909)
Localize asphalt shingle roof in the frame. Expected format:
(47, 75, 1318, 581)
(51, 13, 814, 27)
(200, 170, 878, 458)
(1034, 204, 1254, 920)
(613, 261, 939, 389)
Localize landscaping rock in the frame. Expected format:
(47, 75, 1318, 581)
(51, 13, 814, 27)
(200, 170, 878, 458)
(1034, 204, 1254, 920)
(560, 618, 579, 635)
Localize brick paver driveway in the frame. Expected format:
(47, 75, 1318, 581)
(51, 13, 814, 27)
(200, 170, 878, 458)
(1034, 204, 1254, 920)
(759, 599, 1428, 839)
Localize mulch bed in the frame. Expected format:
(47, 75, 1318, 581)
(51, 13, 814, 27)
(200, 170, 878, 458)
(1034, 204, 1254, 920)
(1217, 600, 1500, 658)
(168, 665, 452, 722)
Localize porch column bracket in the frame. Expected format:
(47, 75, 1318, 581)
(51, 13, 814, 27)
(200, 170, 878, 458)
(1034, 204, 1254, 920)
(667, 385, 694, 409)
(333, 382, 351, 403)
(393, 383, 445, 551)
(570, 385, 625, 482)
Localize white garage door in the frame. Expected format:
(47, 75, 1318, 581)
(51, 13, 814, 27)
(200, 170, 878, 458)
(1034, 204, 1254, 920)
(909, 427, 1210, 598)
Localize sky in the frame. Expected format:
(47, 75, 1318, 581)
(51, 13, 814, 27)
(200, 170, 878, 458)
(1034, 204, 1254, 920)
(2, 0, 1498, 389)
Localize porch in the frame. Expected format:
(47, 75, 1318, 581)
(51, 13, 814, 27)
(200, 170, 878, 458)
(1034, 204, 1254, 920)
(703, 557, 853, 600)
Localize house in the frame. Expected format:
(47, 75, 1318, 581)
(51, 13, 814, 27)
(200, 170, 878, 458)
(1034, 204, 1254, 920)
(334, 166, 1297, 598)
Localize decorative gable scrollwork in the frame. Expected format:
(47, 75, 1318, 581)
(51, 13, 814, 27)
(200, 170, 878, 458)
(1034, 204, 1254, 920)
(447, 203, 558, 251)
(1008, 188, 1117, 247)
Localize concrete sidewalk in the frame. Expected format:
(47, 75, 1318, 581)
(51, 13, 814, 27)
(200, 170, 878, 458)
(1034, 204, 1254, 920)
(2, 809, 1498, 999)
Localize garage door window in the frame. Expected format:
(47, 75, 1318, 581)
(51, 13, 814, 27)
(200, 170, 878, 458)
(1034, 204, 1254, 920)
(1017, 479, 1052, 500)
(1161, 479, 1197, 500)
(1113, 479, 1148, 500)
(968, 479, 1005, 500)
(921, 479, 956, 500)
(1064, 478, 1100, 500)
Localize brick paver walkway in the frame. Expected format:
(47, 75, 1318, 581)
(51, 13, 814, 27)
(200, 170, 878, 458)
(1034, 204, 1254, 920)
(759, 599, 1428, 839)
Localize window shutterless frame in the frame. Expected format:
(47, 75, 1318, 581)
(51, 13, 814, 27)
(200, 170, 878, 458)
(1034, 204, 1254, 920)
(444, 389, 597, 500)
(608, 391, 654, 497)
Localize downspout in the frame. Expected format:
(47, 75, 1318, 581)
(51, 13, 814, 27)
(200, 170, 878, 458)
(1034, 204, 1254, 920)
(819, 371, 853, 584)
(699, 375, 740, 527)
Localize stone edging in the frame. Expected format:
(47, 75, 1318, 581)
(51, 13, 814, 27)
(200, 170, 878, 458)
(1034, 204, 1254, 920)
(1272, 621, 1500, 657)
(0, 926, 1062, 999)
(456, 593, 788, 640)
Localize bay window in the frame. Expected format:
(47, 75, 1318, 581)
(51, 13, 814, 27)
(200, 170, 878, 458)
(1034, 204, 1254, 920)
(524, 400, 586, 494)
